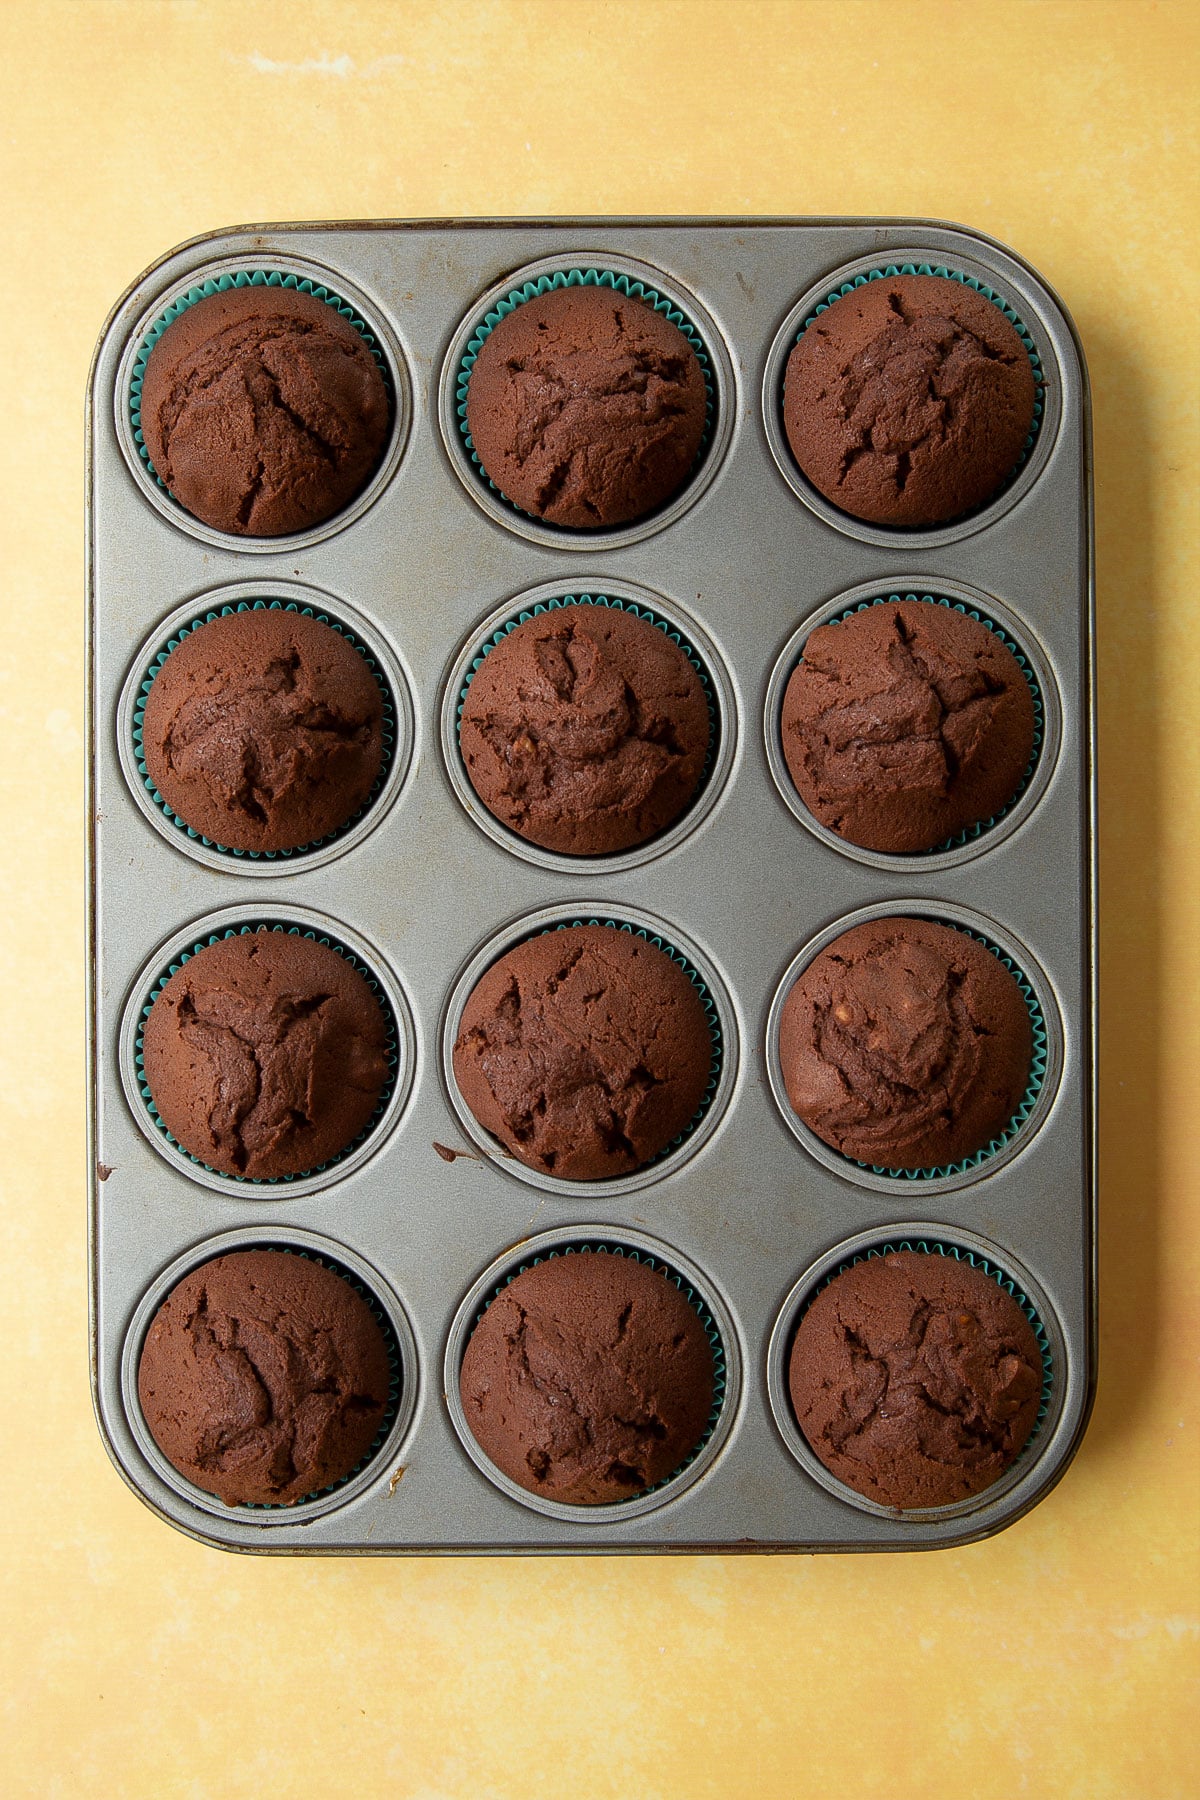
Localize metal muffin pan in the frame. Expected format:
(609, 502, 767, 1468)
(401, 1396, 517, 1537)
(87, 217, 1095, 1553)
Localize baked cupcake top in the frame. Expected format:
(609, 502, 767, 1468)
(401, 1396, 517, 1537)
(465, 285, 707, 528)
(460, 1251, 714, 1505)
(459, 607, 710, 855)
(141, 608, 384, 854)
(778, 917, 1033, 1169)
(138, 1248, 392, 1507)
(781, 600, 1035, 853)
(139, 285, 390, 536)
(788, 1249, 1043, 1508)
(452, 923, 713, 1180)
(783, 274, 1036, 527)
(142, 929, 390, 1179)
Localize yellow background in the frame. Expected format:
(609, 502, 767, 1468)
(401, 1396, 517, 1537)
(2, 1, 1196, 1794)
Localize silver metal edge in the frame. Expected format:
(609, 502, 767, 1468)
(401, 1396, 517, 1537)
(116, 903, 418, 1199)
(442, 1224, 743, 1523)
(437, 576, 741, 876)
(762, 898, 1066, 1196)
(761, 576, 1064, 872)
(114, 579, 417, 876)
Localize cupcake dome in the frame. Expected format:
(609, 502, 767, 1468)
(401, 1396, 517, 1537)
(460, 1251, 714, 1504)
(783, 273, 1036, 527)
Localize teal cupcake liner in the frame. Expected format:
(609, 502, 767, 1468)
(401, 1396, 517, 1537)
(795, 592, 1044, 856)
(457, 591, 719, 797)
(455, 268, 716, 525)
(829, 924, 1049, 1182)
(471, 1240, 727, 1504)
(793, 261, 1045, 517)
(132, 598, 396, 862)
(128, 268, 394, 501)
(134, 922, 399, 1185)
(196, 1244, 403, 1512)
(800, 1237, 1054, 1459)
(514, 914, 725, 1172)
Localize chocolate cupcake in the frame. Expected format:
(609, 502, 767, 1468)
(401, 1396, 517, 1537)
(138, 1248, 392, 1506)
(139, 285, 390, 536)
(460, 1251, 714, 1505)
(465, 285, 707, 528)
(141, 608, 385, 854)
(788, 1249, 1043, 1508)
(142, 929, 390, 1179)
(459, 607, 710, 854)
(783, 274, 1036, 527)
(778, 918, 1033, 1169)
(452, 924, 714, 1180)
(781, 600, 1035, 853)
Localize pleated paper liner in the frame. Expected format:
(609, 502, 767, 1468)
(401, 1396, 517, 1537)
(127, 267, 394, 510)
(784, 591, 1044, 856)
(456, 591, 719, 836)
(790, 1236, 1054, 1502)
(133, 921, 399, 1185)
(481, 913, 725, 1175)
(132, 598, 397, 861)
(790, 259, 1045, 520)
(466, 1239, 727, 1506)
(455, 267, 716, 524)
(133, 1240, 404, 1514)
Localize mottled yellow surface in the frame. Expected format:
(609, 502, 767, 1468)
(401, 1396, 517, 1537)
(1, 2, 1197, 1794)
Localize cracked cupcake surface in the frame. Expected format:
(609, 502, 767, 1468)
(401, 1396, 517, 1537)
(142, 608, 384, 853)
(459, 607, 710, 854)
(778, 918, 1033, 1169)
(788, 1249, 1043, 1508)
(142, 929, 390, 1179)
(783, 274, 1036, 527)
(781, 600, 1035, 853)
(460, 1251, 714, 1505)
(465, 285, 708, 528)
(138, 1248, 391, 1506)
(452, 923, 714, 1181)
(139, 286, 390, 536)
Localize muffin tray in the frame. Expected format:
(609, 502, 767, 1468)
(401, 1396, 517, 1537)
(87, 217, 1095, 1553)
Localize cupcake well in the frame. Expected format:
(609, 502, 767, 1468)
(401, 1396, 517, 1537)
(446, 1234, 736, 1522)
(122, 1231, 416, 1524)
(131, 598, 398, 862)
(766, 908, 1057, 1188)
(442, 908, 734, 1198)
(778, 591, 1046, 858)
(126, 919, 406, 1191)
(770, 1233, 1057, 1521)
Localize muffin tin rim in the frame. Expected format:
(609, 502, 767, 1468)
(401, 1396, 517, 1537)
(442, 1224, 743, 1524)
(436, 249, 739, 552)
(89, 216, 1094, 1555)
(112, 250, 414, 554)
(438, 576, 741, 875)
(763, 898, 1065, 1194)
(439, 900, 740, 1199)
(115, 580, 418, 876)
(117, 904, 418, 1198)
(118, 1224, 420, 1527)
(764, 1222, 1069, 1525)
(760, 244, 1063, 550)
(762, 576, 1063, 872)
